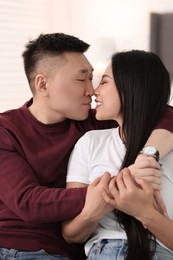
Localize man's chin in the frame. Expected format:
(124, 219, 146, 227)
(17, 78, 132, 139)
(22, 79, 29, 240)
(77, 116, 89, 121)
(72, 113, 89, 121)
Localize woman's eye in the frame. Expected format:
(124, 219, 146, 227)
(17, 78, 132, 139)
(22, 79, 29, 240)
(100, 81, 106, 85)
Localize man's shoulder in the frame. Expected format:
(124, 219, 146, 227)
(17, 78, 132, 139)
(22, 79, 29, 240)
(0, 108, 17, 123)
(0, 103, 26, 129)
(0, 107, 20, 121)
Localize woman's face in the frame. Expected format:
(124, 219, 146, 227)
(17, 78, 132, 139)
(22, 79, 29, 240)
(94, 63, 122, 125)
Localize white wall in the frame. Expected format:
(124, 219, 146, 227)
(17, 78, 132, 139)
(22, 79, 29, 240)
(51, 0, 173, 105)
(0, 0, 173, 111)
(51, 0, 173, 70)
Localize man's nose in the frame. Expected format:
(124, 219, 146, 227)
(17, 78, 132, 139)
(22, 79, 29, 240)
(86, 82, 94, 96)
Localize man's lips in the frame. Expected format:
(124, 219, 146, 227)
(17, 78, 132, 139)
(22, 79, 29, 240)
(82, 102, 91, 106)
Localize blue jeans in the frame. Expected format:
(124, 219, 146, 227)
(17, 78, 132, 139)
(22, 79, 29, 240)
(87, 239, 173, 260)
(0, 248, 71, 260)
(152, 242, 173, 260)
(87, 239, 128, 260)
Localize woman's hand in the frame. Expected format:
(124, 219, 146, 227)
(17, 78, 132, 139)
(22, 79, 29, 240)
(128, 155, 167, 216)
(102, 168, 173, 251)
(101, 168, 155, 220)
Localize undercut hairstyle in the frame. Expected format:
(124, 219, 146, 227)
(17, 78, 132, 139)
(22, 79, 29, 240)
(111, 50, 171, 260)
(22, 33, 90, 91)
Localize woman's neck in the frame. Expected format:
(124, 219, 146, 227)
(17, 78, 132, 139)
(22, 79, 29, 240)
(118, 126, 125, 144)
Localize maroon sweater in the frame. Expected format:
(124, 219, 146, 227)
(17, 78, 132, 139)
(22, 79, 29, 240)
(0, 101, 172, 260)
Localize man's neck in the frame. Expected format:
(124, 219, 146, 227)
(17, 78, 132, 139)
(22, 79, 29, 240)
(28, 100, 66, 124)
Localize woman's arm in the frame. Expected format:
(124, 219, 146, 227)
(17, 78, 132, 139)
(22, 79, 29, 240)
(102, 168, 173, 251)
(63, 158, 164, 243)
(137, 201, 173, 251)
(62, 133, 114, 243)
(63, 130, 167, 243)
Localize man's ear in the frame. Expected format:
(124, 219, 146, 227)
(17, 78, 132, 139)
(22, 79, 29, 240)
(35, 74, 48, 96)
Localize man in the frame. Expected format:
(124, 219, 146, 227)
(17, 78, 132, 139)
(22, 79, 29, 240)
(0, 33, 172, 260)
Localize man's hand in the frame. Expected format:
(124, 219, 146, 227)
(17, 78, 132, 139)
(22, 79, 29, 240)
(82, 172, 114, 222)
(128, 154, 161, 191)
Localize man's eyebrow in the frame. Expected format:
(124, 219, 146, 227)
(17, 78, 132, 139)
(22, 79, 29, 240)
(79, 68, 94, 74)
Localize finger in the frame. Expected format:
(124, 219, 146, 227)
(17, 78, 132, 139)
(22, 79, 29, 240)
(90, 172, 111, 187)
(153, 198, 159, 211)
(135, 169, 161, 178)
(116, 173, 126, 192)
(143, 176, 160, 183)
(137, 174, 161, 191)
(137, 157, 160, 170)
(154, 191, 168, 217)
(140, 175, 161, 185)
(101, 187, 117, 208)
(90, 176, 102, 186)
(135, 177, 153, 193)
(146, 183, 161, 191)
(99, 172, 112, 185)
(119, 168, 136, 190)
(109, 177, 119, 199)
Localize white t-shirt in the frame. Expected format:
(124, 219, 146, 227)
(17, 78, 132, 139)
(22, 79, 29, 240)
(67, 128, 173, 256)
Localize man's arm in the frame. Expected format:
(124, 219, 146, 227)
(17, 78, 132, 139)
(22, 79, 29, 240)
(145, 129, 173, 159)
(149, 105, 173, 158)
(155, 105, 173, 133)
(0, 128, 86, 223)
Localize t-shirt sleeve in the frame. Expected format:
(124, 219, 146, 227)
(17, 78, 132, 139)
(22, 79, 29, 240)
(155, 105, 173, 132)
(67, 133, 90, 185)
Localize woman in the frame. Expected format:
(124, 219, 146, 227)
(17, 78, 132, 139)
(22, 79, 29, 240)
(62, 50, 173, 260)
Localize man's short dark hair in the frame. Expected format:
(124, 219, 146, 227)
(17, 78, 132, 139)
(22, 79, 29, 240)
(22, 33, 90, 88)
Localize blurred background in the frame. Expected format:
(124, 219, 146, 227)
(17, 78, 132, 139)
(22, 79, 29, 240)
(0, 0, 173, 111)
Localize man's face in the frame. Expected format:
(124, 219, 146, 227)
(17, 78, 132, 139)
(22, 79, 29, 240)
(46, 52, 94, 121)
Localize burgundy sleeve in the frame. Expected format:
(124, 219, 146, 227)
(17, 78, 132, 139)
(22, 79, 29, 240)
(0, 127, 87, 223)
(155, 105, 173, 132)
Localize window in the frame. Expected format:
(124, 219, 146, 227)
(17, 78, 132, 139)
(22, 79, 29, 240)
(0, 0, 51, 112)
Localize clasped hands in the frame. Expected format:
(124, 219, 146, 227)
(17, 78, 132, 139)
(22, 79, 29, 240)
(84, 155, 166, 223)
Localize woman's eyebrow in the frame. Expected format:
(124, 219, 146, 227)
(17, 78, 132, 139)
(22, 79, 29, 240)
(102, 74, 113, 79)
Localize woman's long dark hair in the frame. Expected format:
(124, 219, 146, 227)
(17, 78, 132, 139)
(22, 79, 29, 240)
(111, 50, 171, 260)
